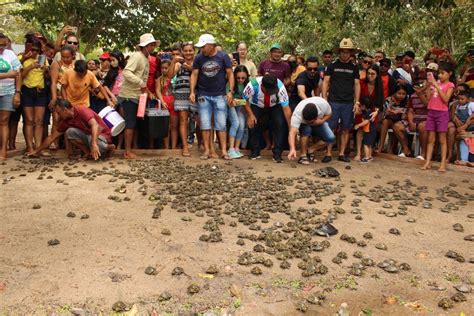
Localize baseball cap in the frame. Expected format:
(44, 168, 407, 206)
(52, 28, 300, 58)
(195, 34, 216, 48)
(270, 43, 282, 51)
(99, 52, 110, 60)
(426, 63, 439, 71)
(262, 74, 279, 95)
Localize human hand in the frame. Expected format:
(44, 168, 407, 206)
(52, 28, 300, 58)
(90, 143, 101, 160)
(13, 93, 21, 108)
(370, 109, 379, 122)
(226, 92, 233, 104)
(48, 98, 56, 110)
(287, 149, 297, 161)
(247, 115, 257, 129)
(189, 92, 196, 104)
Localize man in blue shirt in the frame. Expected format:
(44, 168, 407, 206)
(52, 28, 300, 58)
(190, 34, 234, 160)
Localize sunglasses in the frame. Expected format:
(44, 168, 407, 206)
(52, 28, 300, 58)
(307, 67, 318, 71)
(67, 41, 79, 45)
(363, 60, 372, 64)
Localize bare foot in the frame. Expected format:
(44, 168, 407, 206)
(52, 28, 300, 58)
(124, 151, 137, 159)
(438, 165, 447, 172)
(0, 155, 6, 161)
(353, 155, 361, 161)
(420, 163, 432, 170)
(467, 162, 474, 168)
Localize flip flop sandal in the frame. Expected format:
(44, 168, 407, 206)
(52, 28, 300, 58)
(306, 152, 316, 162)
(182, 151, 191, 157)
(221, 154, 232, 160)
(200, 154, 210, 160)
(298, 156, 310, 165)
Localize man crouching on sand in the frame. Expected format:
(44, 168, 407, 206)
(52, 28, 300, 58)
(29, 100, 115, 160)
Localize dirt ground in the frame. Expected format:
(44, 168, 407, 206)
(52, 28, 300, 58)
(0, 149, 473, 315)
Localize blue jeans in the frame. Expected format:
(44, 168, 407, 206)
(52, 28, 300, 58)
(459, 139, 474, 162)
(299, 122, 335, 143)
(198, 95, 228, 131)
(228, 105, 246, 140)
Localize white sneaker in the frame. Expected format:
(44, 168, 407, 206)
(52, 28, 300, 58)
(415, 155, 425, 160)
(398, 153, 406, 158)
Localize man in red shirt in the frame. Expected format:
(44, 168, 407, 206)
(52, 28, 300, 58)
(29, 100, 114, 160)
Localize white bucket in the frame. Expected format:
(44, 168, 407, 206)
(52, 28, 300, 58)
(98, 106, 125, 137)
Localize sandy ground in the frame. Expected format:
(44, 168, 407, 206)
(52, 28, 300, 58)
(0, 149, 473, 315)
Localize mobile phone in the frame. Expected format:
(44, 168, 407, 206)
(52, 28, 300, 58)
(427, 72, 434, 81)
(232, 52, 240, 65)
(38, 55, 46, 66)
(70, 26, 78, 33)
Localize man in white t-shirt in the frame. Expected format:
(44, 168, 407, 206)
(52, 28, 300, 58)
(288, 96, 335, 164)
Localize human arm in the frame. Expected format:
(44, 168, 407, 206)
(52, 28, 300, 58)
(407, 107, 416, 131)
(354, 119, 370, 130)
(189, 69, 199, 104)
(225, 67, 235, 104)
(244, 100, 256, 128)
(155, 78, 167, 109)
(430, 79, 454, 104)
(122, 54, 147, 91)
(0, 70, 19, 80)
(49, 61, 60, 107)
(54, 25, 74, 51)
(88, 118, 101, 160)
(287, 127, 299, 160)
(353, 78, 361, 112)
(13, 71, 22, 107)
(28, 128, 63, 156)
(297, 84, 307, 100)
(21, 60, 40, 77)
(282, 105, 292, 128)
(322, 75, 330, 100)
(97, 84, 115, 108)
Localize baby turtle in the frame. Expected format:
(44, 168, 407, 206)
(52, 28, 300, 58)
(332, 256, 343, 264)
(398, 263, 411, 271)
(206, 264, 219, 274)
(315, 167, 340, 178)
(464, 235, 474, 242)
(438, 298, 454, 310)
(253, 244, 265, 252)
(251, 266, 262, 275)
(263, 259, 273, 267)
(280, 261, 291, 269)
(236, 239, 245, 246)
(363, 232, 373, 239)
(66, 211, 76, 218)
(454, 284, 472, 293)
(32, 204, 41, 210)
(451, 293, 467, 302)
(389, 228, 401, 235)
(47, 239, 60, 246)
(158, 291, 172, 302)
(111, 301, 130, 312)
(80, 214, 89, 220)
(353, 251, 363, 259)
(452, 223, 464, 232)
(199, 234, 210, 242)
(144, 266, 157, 275)
(406, 218, 416, 223)
(161, 228, 171, 235)
(357, 240, 367, 247)
(171, 267, 184, 276)
(187, 284, 200, 295)
(375, 243, 387, 251)
(384, 265, 399, 273)
(295, 301, 308, 313)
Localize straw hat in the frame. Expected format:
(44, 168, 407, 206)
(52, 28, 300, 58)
(333, 38, 360, 53)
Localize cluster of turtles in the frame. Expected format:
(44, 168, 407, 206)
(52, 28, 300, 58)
(2, 157, 473, 313)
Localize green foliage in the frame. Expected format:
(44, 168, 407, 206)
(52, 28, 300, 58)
(4, 0, 473, 65)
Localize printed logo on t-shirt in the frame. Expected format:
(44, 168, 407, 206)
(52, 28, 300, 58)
(0, 58, 11, 73)
(201, 60, 221, 78)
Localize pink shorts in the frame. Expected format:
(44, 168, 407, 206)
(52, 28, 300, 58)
(425, 110, 449, 132)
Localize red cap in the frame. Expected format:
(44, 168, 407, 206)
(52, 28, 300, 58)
(99, 52, 110, 60)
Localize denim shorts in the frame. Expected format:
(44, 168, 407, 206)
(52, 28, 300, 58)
(328, 101, 354, 130)
(0, 94, 14, 112)
(299, 122, 335, 144)
(118, 97, 138, 129)
(20, 86, 49, 107)
(198, 95, 228, 131)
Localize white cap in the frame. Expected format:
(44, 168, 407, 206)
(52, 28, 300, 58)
(138, 33, 158, 47)
(195, 34, 216, 48)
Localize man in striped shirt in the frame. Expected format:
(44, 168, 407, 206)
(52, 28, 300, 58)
(243, 74, 291, 162)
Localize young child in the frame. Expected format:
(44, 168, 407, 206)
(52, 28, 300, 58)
(354, 97, 376, 163)
(377, 85, 408, 154)
(156, 60, 177, 149)
(453, 89, 474, 165)
(421, 62, 455, 172)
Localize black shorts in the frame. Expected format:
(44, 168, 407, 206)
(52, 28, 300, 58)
(20, 86, 49, 107)
(119, 97, 138, 129)
(363, 127, 377, 146)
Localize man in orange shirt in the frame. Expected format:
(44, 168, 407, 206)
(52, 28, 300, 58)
(60, 60, 114, 110)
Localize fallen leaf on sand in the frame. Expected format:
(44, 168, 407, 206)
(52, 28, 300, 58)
(404, 301, 427, 312)
(384, 295, 398, 305)
(198, 273, 214, 279)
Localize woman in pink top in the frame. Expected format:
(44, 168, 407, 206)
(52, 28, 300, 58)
(419, 62, 455, 172)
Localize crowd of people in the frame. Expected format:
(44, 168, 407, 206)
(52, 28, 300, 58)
(0, 27, 473, 171)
